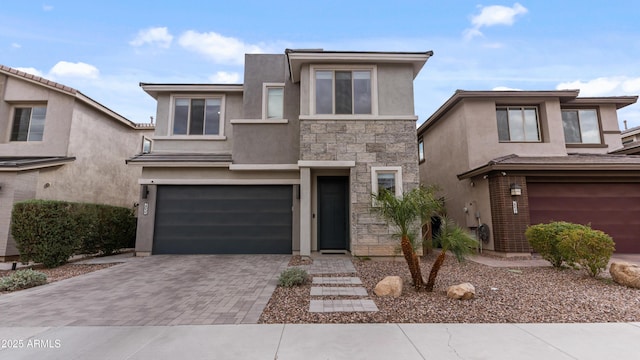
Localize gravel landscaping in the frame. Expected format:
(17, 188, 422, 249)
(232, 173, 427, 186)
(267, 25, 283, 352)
(259, 253, 640, 323)
(0, 263, 119, 294)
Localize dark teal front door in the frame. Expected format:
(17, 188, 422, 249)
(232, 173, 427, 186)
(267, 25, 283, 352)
(317, 176, 349, 251)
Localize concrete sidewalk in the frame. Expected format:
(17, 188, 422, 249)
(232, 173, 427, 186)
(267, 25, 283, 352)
(0, 323, 638, 359)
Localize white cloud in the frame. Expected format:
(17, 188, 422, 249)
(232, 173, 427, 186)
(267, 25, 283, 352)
(178, 31, 264, 65)
(556, 77, 629, 97)
(130, 27, 173, 48)
(493, 86, 522, 91)
(49, 61, 100, 79)
(11, 43, 21, 48)
(622, 77, 640, 93)
(464, 3, 528, 40)
(209, 71, 240, 84)
(43, 4, 53, 11)
(15, 67, 44, 77)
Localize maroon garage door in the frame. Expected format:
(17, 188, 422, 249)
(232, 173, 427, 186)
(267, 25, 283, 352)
(528, 182, 640, 253)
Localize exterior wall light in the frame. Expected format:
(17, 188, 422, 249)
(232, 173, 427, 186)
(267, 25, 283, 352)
(510, 183, 522, 196)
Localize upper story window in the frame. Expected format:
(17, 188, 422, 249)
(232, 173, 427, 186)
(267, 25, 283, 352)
(496, 106, 540, 142)
(11, 106, 46, 141)
(562, 109, 601, 144)
(418, 138, 425, 162)
(314, 68, 372, 115)
(142, 137, 152, 154)
(263, 83, 284, 119)
(173, 97, 221, 135)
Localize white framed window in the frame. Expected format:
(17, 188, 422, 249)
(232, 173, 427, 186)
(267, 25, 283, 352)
(142, 137, 152, 154)
(371, 166, 403, 203)
(10, 105, 46, 141)
(171, 95, 224, 136)
(418, 138, 425, 162)
(262, 83, 284, 120)
(311, 65, 377, 116)
(496, 106, 540, 142)
(562, 109, 601, 144)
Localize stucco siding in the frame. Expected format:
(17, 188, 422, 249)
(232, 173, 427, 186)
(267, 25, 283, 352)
(36, 101, 152, 208)
(0, 76, 73, 156)
(377, 64, 415, 116)
(0, 171, 38, 258)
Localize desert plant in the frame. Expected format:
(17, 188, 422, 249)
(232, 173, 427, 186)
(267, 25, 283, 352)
(278, 267, 309, 287)
(557, 227, 615, 277)
(525, 221, 589, 267)
(372, 186, 442, 290)
(0, 269, 47, 291)
(425, 216, 478, 291)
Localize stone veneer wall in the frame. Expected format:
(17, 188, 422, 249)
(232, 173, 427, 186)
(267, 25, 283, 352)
(300, 119, 420, 256)
(488, 174, 533, 253)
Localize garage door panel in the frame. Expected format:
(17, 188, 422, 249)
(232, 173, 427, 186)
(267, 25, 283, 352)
(528, 182, 640, 253)
(153, 185, 293, 254)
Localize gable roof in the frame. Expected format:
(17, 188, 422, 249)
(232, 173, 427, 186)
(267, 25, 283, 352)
(417, 90, 638, 135)
(0, 64, 153, 130)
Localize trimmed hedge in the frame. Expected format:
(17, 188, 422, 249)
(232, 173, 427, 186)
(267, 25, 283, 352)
(525, 221, 589, 267)
(11, 200, 136, 268)
(557, 228, 615, 277)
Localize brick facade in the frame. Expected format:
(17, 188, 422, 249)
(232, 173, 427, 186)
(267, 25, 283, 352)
(488, 174, 533, 253)
(300, 119, 420, 256)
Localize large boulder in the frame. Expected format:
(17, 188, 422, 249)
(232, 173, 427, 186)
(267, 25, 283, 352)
(609, 262, 640, 289)
(374, 276, 403, 297)
(447, 283, 475, 300)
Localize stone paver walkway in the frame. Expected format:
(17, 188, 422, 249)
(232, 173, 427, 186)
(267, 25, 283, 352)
(307, 257, 378, 313)
(0, 255, 289, 326)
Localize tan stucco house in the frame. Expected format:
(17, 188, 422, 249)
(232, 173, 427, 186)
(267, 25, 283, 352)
(417, 90, 640, 255)
(613, 125, 640, 155)
(0, 65, 154, 260)
(128, 49, 432, 256)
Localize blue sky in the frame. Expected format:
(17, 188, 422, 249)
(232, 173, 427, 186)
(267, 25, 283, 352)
(2, 1, 640, 129)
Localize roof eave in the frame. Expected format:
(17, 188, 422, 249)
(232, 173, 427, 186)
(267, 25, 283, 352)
(285, 50, 434, 83)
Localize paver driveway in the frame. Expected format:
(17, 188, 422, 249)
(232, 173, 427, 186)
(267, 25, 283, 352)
(0, 255, 289, 326)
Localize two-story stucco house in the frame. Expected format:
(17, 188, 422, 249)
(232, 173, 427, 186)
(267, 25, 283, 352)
(128, 49, 432, 257)
(417, 90, 640, 255)
(0, 65, 154, 260)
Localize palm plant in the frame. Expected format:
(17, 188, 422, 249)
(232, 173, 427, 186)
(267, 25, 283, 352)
(425, 215, 478, 292)
(372, 186, 441, 290)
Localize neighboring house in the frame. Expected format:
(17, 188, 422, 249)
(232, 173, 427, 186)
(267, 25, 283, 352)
(128, 49, 433, 256)
(0, 65, 154, 261)
(417, 90, 640, 255)
(612, 125, 640, 154)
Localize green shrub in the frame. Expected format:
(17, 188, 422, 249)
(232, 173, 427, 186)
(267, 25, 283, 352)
(0, 269, 47, 291)
(278, 268, 309, 287)
(12, 200, 137, 268)
(11, 200, 83, 268)
(525, 221, 589, 267)
(79, 205, 136, 256)
(557, 228, 615, 277)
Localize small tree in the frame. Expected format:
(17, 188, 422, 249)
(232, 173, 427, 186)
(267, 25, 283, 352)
(372, 186, 441, 290)
(425, 216, 478, 291)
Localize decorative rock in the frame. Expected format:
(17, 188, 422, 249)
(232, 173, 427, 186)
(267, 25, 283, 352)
(374, 276, 403, 297)
(609, 262, 640, 289)
(447, 283, 475, 300)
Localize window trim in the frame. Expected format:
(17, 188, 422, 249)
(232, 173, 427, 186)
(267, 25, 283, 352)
(309, 64, 378, 116)
(262, 83, 285, 121)
(169, 94, 225, 137)
(496, 106, 541, 143)
(418, 137, 425, 163)
(371, 166, 403, 205)
(561, 108, 603, 145)
(9, 104, 47, 142)
(141, 136, 152, 154)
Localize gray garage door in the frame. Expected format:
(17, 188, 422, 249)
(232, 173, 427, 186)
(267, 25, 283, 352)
(153, 185, 293, 254)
